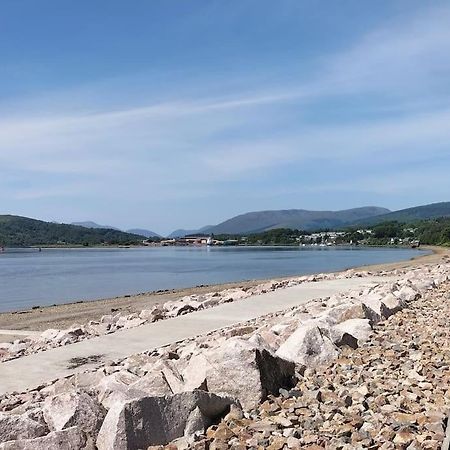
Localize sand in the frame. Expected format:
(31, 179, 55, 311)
(0, 245, 448, 339)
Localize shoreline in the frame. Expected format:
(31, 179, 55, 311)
(0, 245, 448, 336)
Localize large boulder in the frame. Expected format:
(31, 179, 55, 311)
(329, 319, 372, 349)
(53, 327, 86, 345)
(139, 307, 165, 322)
(96, 390, 236, 450)
(360, 295, 388, 323)
(43, 390, 104, 436)
(412, 277, 436, 292)
(0, 427, 88, 450)
(126, 371, 173, 398)
(181, 338, 296, 410)
(319, 303, 368, 325)
(380, 293, 404, 316)
(96, 371, 139, 408)
(394, 285, 421, 302)
(165, 300, 202, 318)
(276, 322, 338, 367)
(0, 412, 47, 442)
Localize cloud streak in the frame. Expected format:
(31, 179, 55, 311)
(1, 4, 450, 231)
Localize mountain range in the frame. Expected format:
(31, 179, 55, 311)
(74, 202, 450, 237)
(72, 221, 160, 237)
(168, 226, 214, 238)
(3, 202, 448, 246)
(351, 202, 450, 226)
(199, 206, 390, 235)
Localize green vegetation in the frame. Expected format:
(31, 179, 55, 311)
(0, 215, 146, 247)
(214, 228, 311, 245)
(364, 218, 450, 246)
(208, 218, 450, 247)
(354, 202, 450, 226)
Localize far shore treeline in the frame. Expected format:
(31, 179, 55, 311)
(1, 214, 449, 248)
(204, 217, 450, 247)
(0, 215, 147, 247)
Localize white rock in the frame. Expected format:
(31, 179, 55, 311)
(96, 371, 139, 408)
(329, 319, 372, 348)
(73, 371, 105, 390)
(380, 293, 404, 315)
(120, 318, 145, 329)
(43, 390, 104, 435)
(394, 285, 421, 302)
(9, 340, 28, 353)
(0, 342, 12, 351)
(53, 327, 85, 344)
(39, 329, 60, 341)
(126, 371, 172, 397)
(165, 300, 202, 317)
(360, 295, 387, 323)
(139, 307, 164, 322)
(270, 323, 290, 336)
(319, 303, 367, 325)
(412, 277, 436, 292)
(276, 322, 338, 367)
(115, 315, 136, 328)
(40, 377, 75, 396)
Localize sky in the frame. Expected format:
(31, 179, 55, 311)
(1, 1, 450, 235)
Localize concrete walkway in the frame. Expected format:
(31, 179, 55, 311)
(0, 276, 387, 394)
(0, 329, 40, 336)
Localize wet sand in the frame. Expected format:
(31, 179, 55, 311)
(0, 245, 448, 337)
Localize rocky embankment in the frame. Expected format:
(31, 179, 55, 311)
(0, 271, 382, 362)
(0, 261, 449, 449)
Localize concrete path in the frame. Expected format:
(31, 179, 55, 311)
(0, 329, 40, 336)
(0, 276, 387, 394)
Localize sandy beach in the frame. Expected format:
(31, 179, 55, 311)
(0, 245, 448, 340)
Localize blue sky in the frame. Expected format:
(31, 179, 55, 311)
(1, 1, 450, 234)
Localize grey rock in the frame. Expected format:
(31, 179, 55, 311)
(0, 412, 47, 442)
(276, 322, 338, 367)
(96, 390, 235, 449)
(43, 390, 104, 436)
(329, 319, 372, 348)
(182, 338, 295, 410)
(0, 427, 88, 450)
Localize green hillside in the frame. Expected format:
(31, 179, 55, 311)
(206, 206, 390, 234)
(352, 202, 450, 226)
(0, 215, 146, 247)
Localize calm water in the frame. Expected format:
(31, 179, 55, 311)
(0, 246, 426, 312)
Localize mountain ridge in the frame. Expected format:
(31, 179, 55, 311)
(126, 228, 161, 238)
(191, 206, 390, 235)
(72, 221, 160, 238)
(71, 221, 120, 230)
(350, 202, 450, 226)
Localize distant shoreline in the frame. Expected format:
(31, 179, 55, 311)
(1, 242, 431, 251)
(0, 245, 446, 339)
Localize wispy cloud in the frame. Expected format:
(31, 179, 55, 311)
(1, 3, 449, 231)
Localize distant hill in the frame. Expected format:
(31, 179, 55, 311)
(126, 228, 161, 238)
(72, 222, 160, 238)
(351, 202, 450, 226)
(0, 215, 146, 247)
(206, 207, 390, 235)
(71, 221, 120, 230)
(168, 226, 213, 238)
